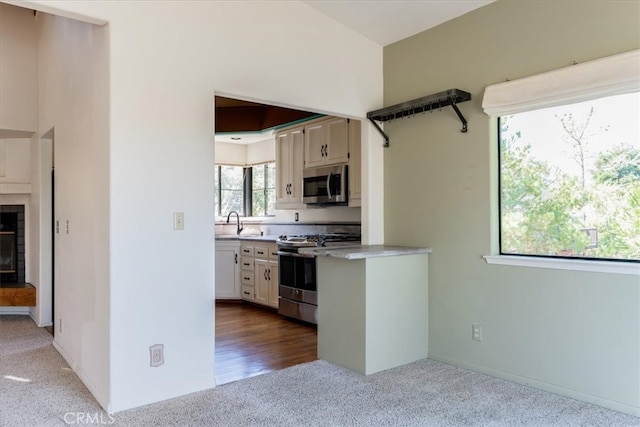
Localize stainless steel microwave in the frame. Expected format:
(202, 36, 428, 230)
(302, 164, 348, 205)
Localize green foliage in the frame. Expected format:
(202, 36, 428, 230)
(500, 119, 589, 255)
(500, 110, 639, 260)
(594, 144, 640, 184)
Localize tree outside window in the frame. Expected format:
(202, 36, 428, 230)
(499, 91, 640, 261)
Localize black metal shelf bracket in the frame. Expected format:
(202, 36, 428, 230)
(367, 88, 471, 147)
(368, 118, 390, 148)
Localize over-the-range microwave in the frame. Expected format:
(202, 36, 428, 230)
(302, 164, 348, 205)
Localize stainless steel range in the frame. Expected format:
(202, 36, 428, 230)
(277, 233, 360, 324)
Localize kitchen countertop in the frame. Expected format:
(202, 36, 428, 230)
(215, 234, 279, 242)
(299, 245, 432, 260)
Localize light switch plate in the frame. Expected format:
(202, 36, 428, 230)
(173, 212, 185, 230)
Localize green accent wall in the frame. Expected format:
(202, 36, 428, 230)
(383, 0, 639, 414)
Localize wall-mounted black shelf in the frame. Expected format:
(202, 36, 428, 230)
(367, 88, 471, 147)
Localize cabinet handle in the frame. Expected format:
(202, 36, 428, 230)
(235, 253, 238, 264)
(244, 277, 250, 280)
(243, 291, 250, 295)
(264, 270, 268, 280)
(267, 269, 270, 281)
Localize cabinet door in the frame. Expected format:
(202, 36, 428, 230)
(268, 261, 279, 309)
(304, 121, 326, 169)
(324, 117, 349, 166)
(254, 259, 269, 306)
(215, 248, 239, 299)
(275, 131, 292, 205)
(348, 119, 361, 206)
(276, 127, 304, 208)
(289, 128, 304, 202)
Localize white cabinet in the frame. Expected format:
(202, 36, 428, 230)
(240, 241, 279, 309)
(240, 243, 255, 302)
(268, 261, 279, 308)
(215, 240, 240, 299)
(348, 119, 362, 207)
(304, 117, 349, 169)
(275, 126, 304, 209)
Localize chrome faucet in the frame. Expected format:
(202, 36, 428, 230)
(226, 211, 243, 235)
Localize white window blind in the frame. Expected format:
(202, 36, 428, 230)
(482, 49, 640, 117)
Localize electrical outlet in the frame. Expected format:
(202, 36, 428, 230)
(472, 324, 482, 342)
(173, 212, 184, 230)
(150, 344, 164, 367)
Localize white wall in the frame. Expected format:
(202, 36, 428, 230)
(22, 0, 383, 413)
(37, 12, 111, 408)
(0, 139, 31, 183)
(383, 0, 640, 415)
(214, 142, 247, 165)
(246, 139, 275, 165)
(0, 3, 37, 132)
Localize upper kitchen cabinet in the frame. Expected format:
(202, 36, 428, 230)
(348, 120, 362, 207)
(304, 117, 349, 169)
(275, 125, 304, 209)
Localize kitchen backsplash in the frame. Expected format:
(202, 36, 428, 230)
(215, 222, 361, 237)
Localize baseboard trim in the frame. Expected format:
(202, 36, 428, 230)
(52, 340, 110, 412)
(28, 311, 52, 327)
(0, 307, 30, 314)
(428, 353, 639, 417)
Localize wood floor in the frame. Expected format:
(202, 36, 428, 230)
(215, 301, 317, 385)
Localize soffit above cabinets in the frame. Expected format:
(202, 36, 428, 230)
(215, 96, 318, 134)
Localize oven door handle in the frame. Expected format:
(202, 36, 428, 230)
(276, 250, 317, 259)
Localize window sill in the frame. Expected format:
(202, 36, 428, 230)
(484, 255, 639, 275)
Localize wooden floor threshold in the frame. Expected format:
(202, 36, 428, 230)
(215, 301, 317, 385)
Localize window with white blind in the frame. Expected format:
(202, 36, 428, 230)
(483, 50, 640, 263)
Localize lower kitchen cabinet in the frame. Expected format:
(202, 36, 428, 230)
(215, 240, 240, 299)
(240, 241, 279, 309)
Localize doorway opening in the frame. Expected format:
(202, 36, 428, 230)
(213, 95, 324, 384)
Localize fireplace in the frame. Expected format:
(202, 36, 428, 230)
(0, 205, 25, 284)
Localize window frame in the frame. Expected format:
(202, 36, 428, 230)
(496, 116, 640, 265)
(215, 162, 275, 219)
(483, 49, 640, 273)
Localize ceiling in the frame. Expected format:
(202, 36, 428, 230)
(302, 0, 495, 46)
(215, 1, 495, 142)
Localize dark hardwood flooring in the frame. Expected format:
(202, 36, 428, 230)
(215, 301, 317, 385)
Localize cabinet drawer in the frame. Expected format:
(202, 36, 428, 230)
(241, 271, 254, 285)
(268, 243, 279, 260)
(241, 258, 254, 271)
(240, 246, 254, 257)
(240, 285, 255, 301)
(254, 246, 268, 258)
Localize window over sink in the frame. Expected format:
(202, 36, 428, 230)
(215, 162, 276, 218)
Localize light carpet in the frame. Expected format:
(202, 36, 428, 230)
(1, 315, 639, 426)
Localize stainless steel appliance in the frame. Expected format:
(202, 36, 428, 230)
(302, 165, 348, 205)
(277, 233, 360, 324)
